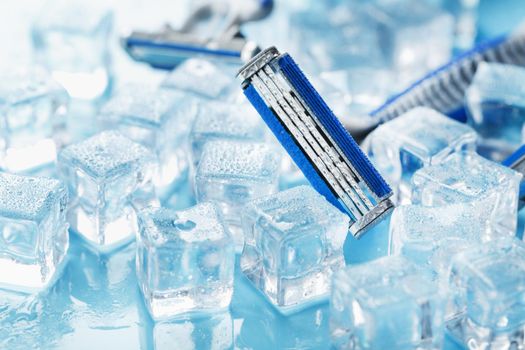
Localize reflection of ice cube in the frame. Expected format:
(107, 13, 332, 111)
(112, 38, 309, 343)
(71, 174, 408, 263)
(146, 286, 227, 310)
(389, 203, 514, 280)
(365, 107, 477, 204)
(137, 203, 234, 320)
(466, 63, 525, 160)
(241, 186, 347, 313)
(0, 173, 68, 292)
(58, 131, 157, 252)
(330, 256, 446, 350)
(195, 140, 281, 251)
(31, 0, 113, 100)
(0, 67, 68, 174)
(154, 311, 233, 350)
(100, 85, 194, 198)
(440, 0, 479, 50)
(446, 238, 525, 349)
(412, 152, 522, 235)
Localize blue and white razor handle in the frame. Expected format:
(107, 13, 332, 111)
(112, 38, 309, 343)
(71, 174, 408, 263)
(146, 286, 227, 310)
(372, 26, 525, 124)
(503, 144, 525, 209)
(238, 47, 394, 238)
(122, 0, 273, 69)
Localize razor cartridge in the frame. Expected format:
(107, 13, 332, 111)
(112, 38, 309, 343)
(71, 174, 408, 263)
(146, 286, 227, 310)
(238, 47, 394, 238)
(122, 0, 273, 69)
(371, 26, 525, 124)
(503, 144, 525, 209)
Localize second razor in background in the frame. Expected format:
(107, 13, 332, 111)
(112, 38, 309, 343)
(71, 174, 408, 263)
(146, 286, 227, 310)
(238, 47, 394, 238)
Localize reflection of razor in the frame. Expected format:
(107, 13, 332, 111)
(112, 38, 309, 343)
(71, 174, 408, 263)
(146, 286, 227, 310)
(238, 47, 394, 238)
(371, 27, 525, 124)
(122, 0, 273, 69)
(503, 144, 525, 209)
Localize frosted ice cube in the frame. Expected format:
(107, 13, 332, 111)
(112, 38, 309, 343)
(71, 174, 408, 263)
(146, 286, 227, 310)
(189, 101, 266, 168)
(0, 67, 68, 174)
(99, 85, 194, 197)
(195, 140, 281, 251)
(154, 311, 233, 350)
(412, 152, 522, 235)
(161, 59, 237, 100)
(0, 172, 68, 292)
(330, 256, 446, 350)
(365, 107, 477, 204)
(466, 62, 525, 160)
(241, 186, 348, 313)
(389, 203, 514, 280)
(58, 131, 157, 252)
(446, 238, 525, 349)
(31, 0, 113, 100)
(137, 203, 234, 320)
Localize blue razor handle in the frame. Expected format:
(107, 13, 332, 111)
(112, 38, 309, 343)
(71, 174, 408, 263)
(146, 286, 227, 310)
(371, 27, 525, 124)
(503, 144, 525, 209)
(122, 0, 273, 69)
(238, 47, 394, 238)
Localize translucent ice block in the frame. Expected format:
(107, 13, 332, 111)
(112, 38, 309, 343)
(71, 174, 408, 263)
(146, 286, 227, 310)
(412, 152, 522, 235)
(0, 172, 68, 292)
(154, 311, 233, 350)
(161, 59, 237, 100)
(365, 107, 477, 204)
(368, 0, 454, 87)
(330, 256, 446, 350)
(439, 0, 479, 50)
(31, 0, 114, 100)
(466, 62, 525, 160)
(241, 186, 348, 313)
(0, 67, 68, 174)
(99, 85, 193, 197)
(58, 131, 157, 252)
(389, 203, 514, 280)
(137, 203, 234, 320)
(446, 238, 525, 349)
(195, 140, 281, 251)
(189, 101, 266, 168)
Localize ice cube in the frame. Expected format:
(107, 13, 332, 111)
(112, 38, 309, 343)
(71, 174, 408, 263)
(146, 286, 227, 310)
(161, 59, 237, 100)
(0, 172, 68, 292)
(153, 311, 233, 350)
(99, 85, 194, 198)
(31, 0, 113, 100)
(189, 101, 266, 169)
(195, 140, 281, 251)
(446, 238, 525, 349)
(367, 0, 454, 86)
(0, 67, 68, 174)
(389, 203, 514, 280)
(412, 151, 522, 235)
(58, 131, 157, 252)
(291, 0, 453, 88)
(241, 185, 348, 313)
(439, 0, 479, 50)
(466, 62, 525, 160)
(365, 107, 477, 204)
(136, 203, 235, 320)
(330, 255, 446, 350)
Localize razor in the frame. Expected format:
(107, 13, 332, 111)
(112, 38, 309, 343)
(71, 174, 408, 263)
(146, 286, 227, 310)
(238, 47, 394, 238)
(122, 0, 273, 70)
(503, 144, 525, 209)
(371, 26, 525, 124)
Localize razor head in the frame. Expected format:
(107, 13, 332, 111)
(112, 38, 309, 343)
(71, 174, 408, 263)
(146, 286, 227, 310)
(239, 47, 394, 238)
(122, 26, 260, 70)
